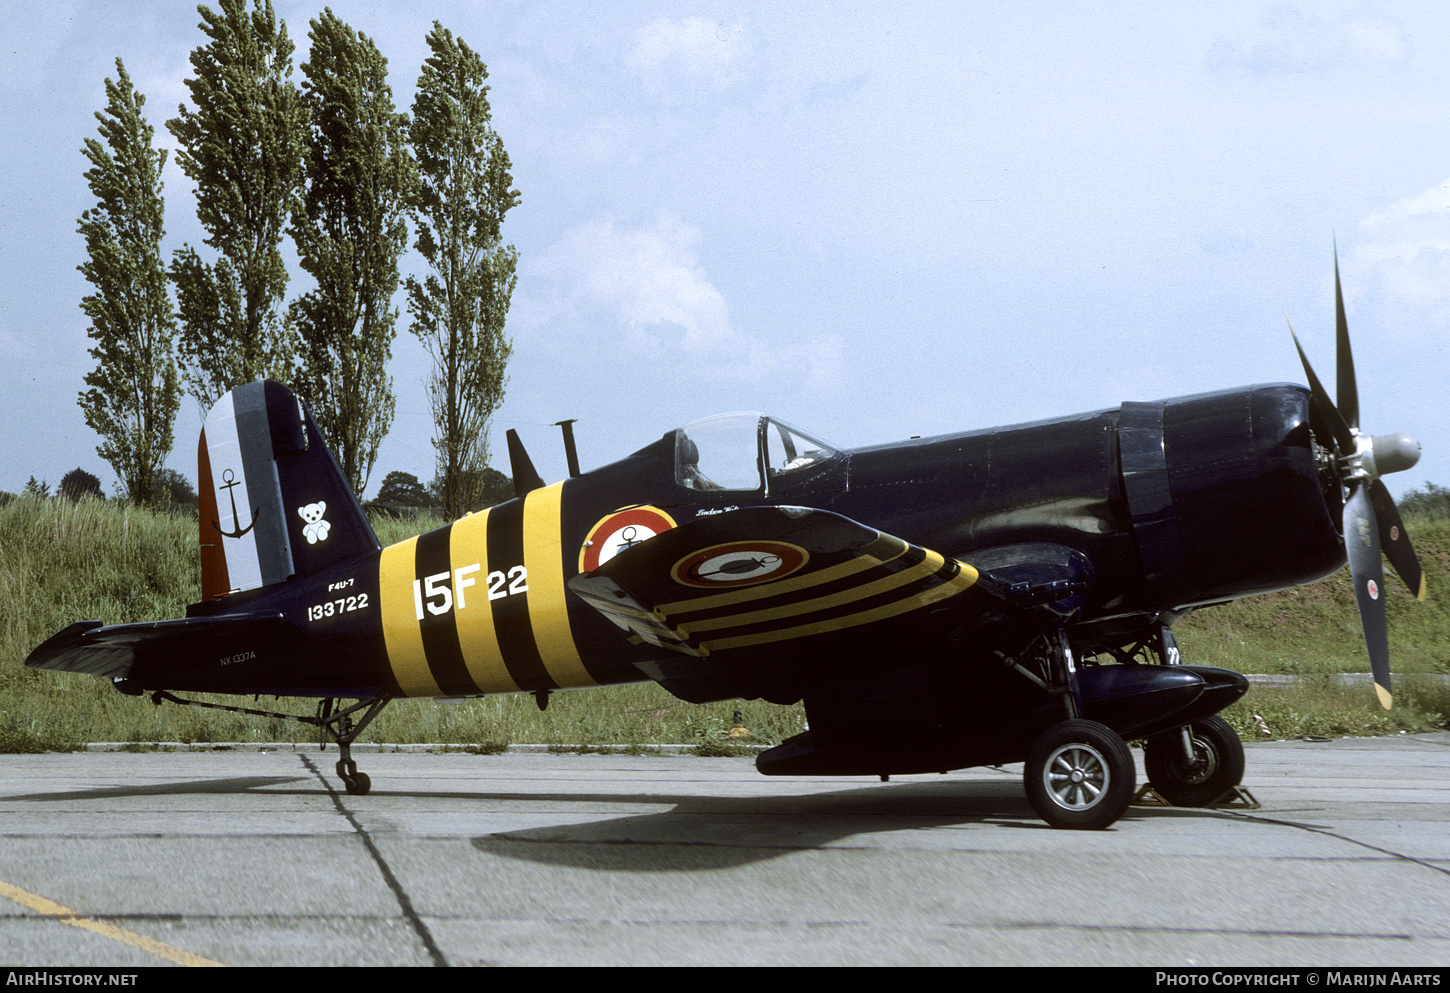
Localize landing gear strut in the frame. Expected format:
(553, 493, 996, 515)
(315, 696, 391, 796)
(149, 690, 392, 796)
(997, 626, 1138, 828)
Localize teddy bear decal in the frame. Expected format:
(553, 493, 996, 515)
(298, 501, 331, 544)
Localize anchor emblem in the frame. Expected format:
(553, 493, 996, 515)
(214, 468, 258, 539)
(617, 525, 645, 552)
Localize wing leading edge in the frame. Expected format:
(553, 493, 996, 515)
(568, 506, 993, 660)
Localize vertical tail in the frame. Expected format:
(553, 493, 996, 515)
(197, 381, 379, 599)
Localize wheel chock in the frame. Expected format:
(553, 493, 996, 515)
(1131, 784, 1261, 809)
(1132, 784, 1172, 807)
(1207, 785, 1260, 809)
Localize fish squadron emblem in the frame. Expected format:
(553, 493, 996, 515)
(672, 540, 809, 588)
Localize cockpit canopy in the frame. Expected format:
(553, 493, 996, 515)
(674, 412, 838, 494)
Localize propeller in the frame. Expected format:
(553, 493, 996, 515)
(1285, 252, 1425, 709)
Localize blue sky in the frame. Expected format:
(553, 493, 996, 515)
(2, 1, 1446, 499)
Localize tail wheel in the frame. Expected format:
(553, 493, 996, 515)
(1144, 716, 1244, 807)
(1025, 719, 1135, 830)
(336, 759, 372, 796)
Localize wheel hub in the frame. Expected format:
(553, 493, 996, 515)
(1173, 737, 1217, 786)
(1044, 743, 1108, 810)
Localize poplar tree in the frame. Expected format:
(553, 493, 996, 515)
(77, 59, 180, 509)
(289, 9, 413, 496)
(167, 0, 304, 411)
(407, 23, 521, 520)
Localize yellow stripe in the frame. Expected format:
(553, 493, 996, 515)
(524, 482, 595, 687)
(657, 534, 909, 616)
(0, 878, 225, 967)
(701, 565, 978, 652)
(677, 550, 956, 635)
(379, 536, 441, 697)
(449, 509, 517, 693)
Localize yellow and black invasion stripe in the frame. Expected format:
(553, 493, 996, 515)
(377, 482, 592, 698)
(621, 531, 979, 657)
(667, 539, 974, 655)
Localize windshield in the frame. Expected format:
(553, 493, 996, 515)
(674, 413, 837, 493)
(764, 419, 835, 480)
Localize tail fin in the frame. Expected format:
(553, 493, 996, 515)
(197, 381, 379, 599)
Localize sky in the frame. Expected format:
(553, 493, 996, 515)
(2, 1, 1447, 503)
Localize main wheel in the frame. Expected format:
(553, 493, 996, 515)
(1144, 716, 1244, 807)
(1025, 719, 1135, 830)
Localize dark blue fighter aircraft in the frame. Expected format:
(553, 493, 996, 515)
(28, 261, 1424, 829)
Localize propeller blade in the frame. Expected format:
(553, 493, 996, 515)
(1334, 251, 1360, 432)
(1369, 478, 1426, 601)
(1343, 485, 1392, 709)
(1288, 320, 1356, 453)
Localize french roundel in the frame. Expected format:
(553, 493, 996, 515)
(671, 540, 809, 589)
(580, 506, 678, 572)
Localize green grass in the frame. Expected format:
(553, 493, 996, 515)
(1221, 676, 1450, 740)
(1173, 515, 1450, 678)
(1, 496, 1445, 752)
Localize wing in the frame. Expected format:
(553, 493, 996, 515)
(567, 505, 997, 660)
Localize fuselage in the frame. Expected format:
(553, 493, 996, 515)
(126, 382, 1345, 703)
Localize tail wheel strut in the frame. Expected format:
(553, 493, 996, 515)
(150, 690, 391, 796)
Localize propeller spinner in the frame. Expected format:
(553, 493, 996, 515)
(1287, 253, 1425, 709)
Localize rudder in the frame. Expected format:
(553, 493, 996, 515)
(198, 381, 379, 599)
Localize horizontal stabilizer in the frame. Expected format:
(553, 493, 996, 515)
(26, 613, 286, 680)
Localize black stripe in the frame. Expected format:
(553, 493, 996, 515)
(487, 500, 556, 692)
(665, 545, 930, 624)
(233, 384, 294, 586)
(415, 523, 478, 695)
(689, 555, 964, 648)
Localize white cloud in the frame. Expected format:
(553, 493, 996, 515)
(626, 16, 752, 98)
(525, 215, 841, 394)
(1362, 179, 1450, 229)
(1206, 7, 1407, 74)
(541, 215, 728, 351)
(1347, 178, 1450, 325)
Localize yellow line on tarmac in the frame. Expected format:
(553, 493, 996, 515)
(0, 878, 225, 967)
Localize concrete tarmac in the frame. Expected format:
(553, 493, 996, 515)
(0, 733, 1446, 967)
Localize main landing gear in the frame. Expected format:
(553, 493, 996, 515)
(999, 627, 1138, 830)
(1025, 719, 1135, 830)
(1008, 621, 1246, 826)
(1143, 716, 1245, 807)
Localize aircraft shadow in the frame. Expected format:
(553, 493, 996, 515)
(0, 771, 1238, 874)
(468, 778, 1211, 871)
(0, 775, 311, 801)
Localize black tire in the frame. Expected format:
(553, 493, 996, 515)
(336, 760, 371, 796)
(1144, 716, 1244, 807)
(1024, 719, 1135, 830)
